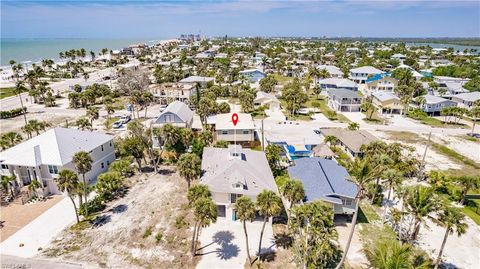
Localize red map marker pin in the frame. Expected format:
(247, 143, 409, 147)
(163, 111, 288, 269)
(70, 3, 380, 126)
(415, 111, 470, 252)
(232, 113, 239, 126)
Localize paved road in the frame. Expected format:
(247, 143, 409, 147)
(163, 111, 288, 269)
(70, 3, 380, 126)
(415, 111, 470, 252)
(1, 255, 83, 269)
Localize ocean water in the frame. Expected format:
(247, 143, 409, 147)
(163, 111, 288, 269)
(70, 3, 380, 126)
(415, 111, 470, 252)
(405, 42, 480, 53)
(0, 38, 160, 66)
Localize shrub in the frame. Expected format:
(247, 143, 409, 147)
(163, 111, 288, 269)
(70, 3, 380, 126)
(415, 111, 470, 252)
(0, 107, 27, 119)
(155, 232, 163, 243)
(142, 227, 152, 238)
(79, 196, 106, 216)
(174, 215, 188, 229)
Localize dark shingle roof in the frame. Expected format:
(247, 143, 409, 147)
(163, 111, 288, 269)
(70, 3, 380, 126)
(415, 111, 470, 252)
(288, 158, 358, 204)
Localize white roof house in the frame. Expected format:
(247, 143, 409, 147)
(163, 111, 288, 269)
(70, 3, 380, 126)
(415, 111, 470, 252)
(318, 78, 358, 90)
(179, 76, 214, 84)
(254, 91, 281, 111)
(215, 113, 255, 130)
(152, 100, 194, 127)
(452, 92, 480, 109)
(201, 145, 278, 197)
(349, 66, 385, 83)
(0, 128, 113, 167)
(372, 91, 400, 102)
(316, 65, 344, 78)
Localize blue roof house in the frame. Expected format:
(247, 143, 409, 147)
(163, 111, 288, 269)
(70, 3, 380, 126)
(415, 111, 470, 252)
(288, 158, 358, 216)
(239, 69, 266, 82)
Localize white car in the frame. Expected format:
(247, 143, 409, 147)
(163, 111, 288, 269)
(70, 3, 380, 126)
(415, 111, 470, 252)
(119, 115, 131, 124)
(159, 104, 167, 112)
(112, 121, 123, 129)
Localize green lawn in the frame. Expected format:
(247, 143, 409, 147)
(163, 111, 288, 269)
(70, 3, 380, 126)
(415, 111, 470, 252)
(358, 202, 381, 224)
(306, 97, 350, 123)
(0, 88, 16, 99)
(407, 112, 467, 128)
(272, 74, 293, 86)
(463, 205, 480, 225)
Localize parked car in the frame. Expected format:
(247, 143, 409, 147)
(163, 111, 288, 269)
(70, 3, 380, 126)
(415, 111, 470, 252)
(119, 115, 131, 124)
(467, 132, 480, 139)
(313, 129, 321, 135)
(112, 121, 123, 129)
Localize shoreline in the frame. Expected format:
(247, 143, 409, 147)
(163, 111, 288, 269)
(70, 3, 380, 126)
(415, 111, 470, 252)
(1, 38, 175, 68)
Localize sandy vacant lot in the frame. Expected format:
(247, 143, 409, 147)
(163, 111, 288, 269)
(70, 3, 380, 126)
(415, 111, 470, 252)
(1, 195, 64, 242)
(41, 166, 197, 269)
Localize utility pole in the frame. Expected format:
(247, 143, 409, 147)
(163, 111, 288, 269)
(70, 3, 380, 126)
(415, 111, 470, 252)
(261, 119, 265, 151)
(419, 132, 432, 181)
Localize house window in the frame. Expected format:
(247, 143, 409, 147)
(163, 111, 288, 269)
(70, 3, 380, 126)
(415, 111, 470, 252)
(242, 130, 249, 134)
(101, 145, 104, 151)
(48, 165, 59, 174)
(101, 162, 105, 169)
(222, 130, 228, 135)
(109, 141, 112, 147)
(230, 193, 242, 203)
(1, 164, 8, 169)
(107, 160, 110, 165)
(342, 199, 352, 206)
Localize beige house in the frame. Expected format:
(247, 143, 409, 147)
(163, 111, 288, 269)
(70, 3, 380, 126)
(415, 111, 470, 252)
(214, 113, 256, 145)
(365, 75, 398, 94)
(372, 91, 404, 114)
(150, 83, 196, 104)
(254, 91, 281, 111)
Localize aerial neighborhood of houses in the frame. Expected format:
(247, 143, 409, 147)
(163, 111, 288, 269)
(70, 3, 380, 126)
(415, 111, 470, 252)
(1, 36, 479, 269)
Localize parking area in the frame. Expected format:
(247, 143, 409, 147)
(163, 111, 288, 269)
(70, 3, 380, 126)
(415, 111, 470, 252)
(196, 219, 275, 269)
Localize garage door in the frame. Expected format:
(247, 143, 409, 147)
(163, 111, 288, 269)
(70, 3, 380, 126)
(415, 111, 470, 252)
(217, 205, 226, 218)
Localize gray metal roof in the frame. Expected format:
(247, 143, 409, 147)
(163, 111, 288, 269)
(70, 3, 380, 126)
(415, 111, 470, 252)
(288, 158, 358, 204)
(328, 88, 361, 99)
(201, 145, 278, 196)
(154, 101, 194, 123)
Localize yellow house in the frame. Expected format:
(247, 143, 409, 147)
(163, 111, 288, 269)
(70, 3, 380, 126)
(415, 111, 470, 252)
(372, 91, 404, 114)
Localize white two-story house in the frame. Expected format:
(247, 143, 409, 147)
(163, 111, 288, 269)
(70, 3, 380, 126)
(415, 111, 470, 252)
(349, 66, 385, 84)
(214, 113, 256, 145)
(0, 128, 115, 195)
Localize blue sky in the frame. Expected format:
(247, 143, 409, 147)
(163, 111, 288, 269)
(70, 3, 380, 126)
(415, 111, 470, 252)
(1, 0, 479, 38)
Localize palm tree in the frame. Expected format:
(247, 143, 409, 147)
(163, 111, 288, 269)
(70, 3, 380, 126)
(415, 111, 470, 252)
(28, 179, 42, 198)
(433, 205, 468, 269)
(187, 184, 212, 254)
(192, 197, 217, 256)
(404, 185, 438, 241)
(86, 106, 99, 128)
(12, 81, 28, 125)
(456, 175, 480, 205)
(364, 238, 418, 269)
(256, 190, 282, 255)
(324, 135, 338, 146)
(177, 153, 201, 189)
(235, 196, 257, 265)
(279, 177, 305, 210)
(0, 132, 23, 150)
(360, 97, 375, 120)
(347, 122, 360, 131)
(72, 151, 92, 209)
(76, 118, 92, 131)
(335, 158, 376, 269)
(1, 175, 16, 197)
(467, 104, 480, 134)
(56, 169, 81, 223)
(142, 91, 154, 118)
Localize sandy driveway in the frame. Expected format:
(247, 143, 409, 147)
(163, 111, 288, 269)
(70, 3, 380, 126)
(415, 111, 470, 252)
(0, 195, 76, 257)
(196, 219, 275, 269)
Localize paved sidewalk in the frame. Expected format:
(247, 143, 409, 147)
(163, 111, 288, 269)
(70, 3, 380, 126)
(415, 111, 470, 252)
(1, 255, 83, 269)
(0, 196, 76, 257)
